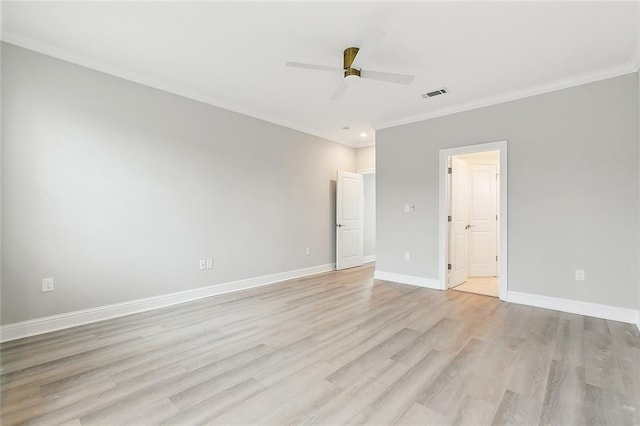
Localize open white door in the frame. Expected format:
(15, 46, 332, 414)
(336, 171, 364, 270)
(449, 157, 468, 287)
(468, 164, 498, 276)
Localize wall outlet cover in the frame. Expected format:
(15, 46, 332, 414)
(42, 278, 55, 292)
(199, 259, 207, 270)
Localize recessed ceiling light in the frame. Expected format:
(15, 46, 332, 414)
(342, 126, 350, 130)
(360, 132, 367, 138)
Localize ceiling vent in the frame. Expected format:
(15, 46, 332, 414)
(422, 88, 448, 99)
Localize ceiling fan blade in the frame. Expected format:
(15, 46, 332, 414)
(286, 62, 343, 73)
(360, 69, 415, 85)
(331, 80, 349, 101)
(350, 29, 386, 70)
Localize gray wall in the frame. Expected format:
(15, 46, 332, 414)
(377, 73, 639, 309)
(363, 173, 376, 257)
(1, 43, 355, 324)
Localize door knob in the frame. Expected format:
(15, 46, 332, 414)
(337, 224, 345, 228)
(465, 224, 475, 230)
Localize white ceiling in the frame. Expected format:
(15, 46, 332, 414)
(2, 1, 639, 147)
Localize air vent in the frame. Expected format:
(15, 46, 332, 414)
(422, 88, 448, 99)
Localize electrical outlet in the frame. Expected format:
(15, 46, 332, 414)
(305, 248, 311, 256)
(404, 252, 411, 261)
(42, 278, 54, 292)
(575, 269, 585, 281)
(206, 258, 213, 269)
(404, 204, 415, 213)
(199, 259, 207, 270)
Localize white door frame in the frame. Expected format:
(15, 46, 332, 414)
(438, 141, 508, 300)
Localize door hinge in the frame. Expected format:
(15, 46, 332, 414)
(496, 255, 498, 261)
(447, 263, 452, 270)
(496, 214, 498, 220)
(447, 215, 452, 222)
(448, 167, 452, 174)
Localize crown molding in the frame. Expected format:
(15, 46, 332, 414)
(374, 61, 639, 131)
(3, 31, 637, 147)
(350, 139, 376, 148)
(0, 31, 362, 149)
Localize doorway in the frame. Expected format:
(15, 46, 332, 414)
(438, 141, 508, 300)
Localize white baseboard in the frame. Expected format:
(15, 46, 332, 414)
(374, 270, 442, 290)
(507, 291, 640, 327)
(363, 255, 376, 264)
(371, 272, 639, 329)
(0, 263, 336, 343)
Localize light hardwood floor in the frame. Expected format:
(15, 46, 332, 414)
(453, 277, 499, 298)
(1, 264, 639, 425)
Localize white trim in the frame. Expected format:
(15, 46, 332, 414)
(5, 33, 636, 150)
(0, 263, 335, 342)
(507, 291, 640, 326)
(0, 33, 357, 148)
(439, 141, 508, 300)
(375, 62, 638, 130)
(363, 255, 376, 264)
(351, 140, 376, 149)
(374, 270, 441, 290)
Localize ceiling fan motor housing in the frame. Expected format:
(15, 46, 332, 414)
(343, 47, 361, 78)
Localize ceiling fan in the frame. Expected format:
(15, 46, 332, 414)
(286, 36, 415, 100)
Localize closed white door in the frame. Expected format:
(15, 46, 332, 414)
(449, 158, 468, 286)
(336, 171, 363, 270)
(468, 164, 498, 276)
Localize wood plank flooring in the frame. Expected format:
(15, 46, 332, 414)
(1, 264, 639, 425)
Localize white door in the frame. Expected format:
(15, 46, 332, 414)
(449, 158, 469, 287)
(336, 171, 364, 270)
(468, 164, 498, 276)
